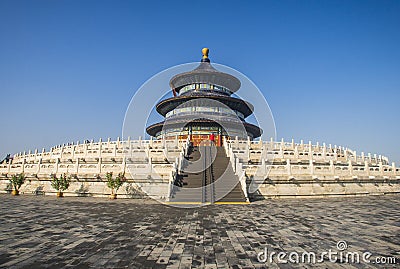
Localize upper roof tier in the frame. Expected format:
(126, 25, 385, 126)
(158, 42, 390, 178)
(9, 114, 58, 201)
(169, 48, 241, 93)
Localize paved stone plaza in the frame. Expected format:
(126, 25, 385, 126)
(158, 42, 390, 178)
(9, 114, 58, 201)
(0, 194, 399, 269)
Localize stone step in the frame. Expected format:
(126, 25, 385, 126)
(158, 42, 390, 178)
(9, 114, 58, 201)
(172, 146, 247, 203)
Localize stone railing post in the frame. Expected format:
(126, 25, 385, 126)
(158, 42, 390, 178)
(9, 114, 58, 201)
(309, 159, 314, 176)
(37, 158, 41, 174)
(60, 146, 63, 160)
(238, 170, 249, 202)
(294, 145, 299, 159)
(84, 143, 88, 158)
(261, 158, 266, 175)
(72, 145, 76, 159)
(235, 157, 239, 174)
(348, 160, 353, 176)
(55, 158, 59, 175)
(176, 157, 180, 172)
(229, 152, 235, 172)
(166, 169, 175, 202)
(392, 162, 396, 177)
(98, 158, 102, 174)
(379, 162, 383, 177)
(21, 158, 25, 173)
(365, 161, 369, 176)
(149, 157, 152, 174)
(122, 157, 126, 174)
(98, 138, 103, 157)
(162, 137, 166, 148)
(247, 145, 250, 163)
(76, 158, 79, 175)
(286, 159, 291, 176)
(330, 160, 334, 176)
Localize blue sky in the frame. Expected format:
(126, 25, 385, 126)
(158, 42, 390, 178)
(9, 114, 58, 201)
(0, 0, 399, 163)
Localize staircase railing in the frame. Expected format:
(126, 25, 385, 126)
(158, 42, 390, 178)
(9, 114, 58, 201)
(238, 169, 249, 202)
(167, 138, 191, 201)
(223, 138, 249, 202)
(209, 146, 216, 203)
(166, 162, 177, 202)
(202, 146, 207, 203)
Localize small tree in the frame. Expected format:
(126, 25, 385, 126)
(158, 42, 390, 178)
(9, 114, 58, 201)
(9, 173, 25, 195)
(51, 173, 71, 197)
(106, 172, 126, 199)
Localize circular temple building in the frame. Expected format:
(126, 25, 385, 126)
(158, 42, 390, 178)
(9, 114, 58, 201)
(0, 48, 399, 202)
(146, 48, 262, 146)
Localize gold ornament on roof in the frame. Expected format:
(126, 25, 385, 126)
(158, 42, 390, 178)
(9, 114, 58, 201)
(202, 48, 209, 59)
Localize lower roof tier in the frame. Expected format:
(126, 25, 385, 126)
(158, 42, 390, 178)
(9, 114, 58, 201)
(146, 118, 262, 138)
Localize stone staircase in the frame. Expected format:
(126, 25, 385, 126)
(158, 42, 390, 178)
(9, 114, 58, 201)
(212, 147, 247, 203)
(170, 145, 247, 204)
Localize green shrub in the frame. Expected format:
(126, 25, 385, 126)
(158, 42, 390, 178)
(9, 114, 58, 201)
(9, 173, 25, 191)
(106, 172, 126, 194)
(51, 174, 71, 192)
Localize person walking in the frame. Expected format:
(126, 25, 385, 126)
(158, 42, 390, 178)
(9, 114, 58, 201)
(209, 133, 215, 145)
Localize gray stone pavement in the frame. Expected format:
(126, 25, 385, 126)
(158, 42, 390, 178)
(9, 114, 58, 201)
(0, 194, 399, 269)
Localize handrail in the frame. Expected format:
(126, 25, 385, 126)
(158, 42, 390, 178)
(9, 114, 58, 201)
(166, 165, 176, 202)
(223, 139, 249, 202)
(209, 146, 215, 203)
(238, 170, 249, 202)
(202, 146, 206, 203)
(167, 138, 190, 201)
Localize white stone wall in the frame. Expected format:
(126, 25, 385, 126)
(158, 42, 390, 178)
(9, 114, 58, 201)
(1, 137, 399, 199)
(224, 138, 400, 198)
(0, 137, 188, 200)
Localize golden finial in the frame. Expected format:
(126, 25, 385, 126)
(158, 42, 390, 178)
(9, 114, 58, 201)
(202, 48, 209, 59)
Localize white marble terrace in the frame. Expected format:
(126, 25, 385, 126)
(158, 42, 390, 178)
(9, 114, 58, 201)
(0, 137, 399, 198)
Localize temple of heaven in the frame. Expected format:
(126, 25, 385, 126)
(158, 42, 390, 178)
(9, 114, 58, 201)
(1, 47, 399, 202)
(146, 48, 262, 146)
